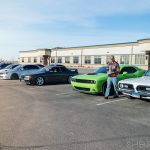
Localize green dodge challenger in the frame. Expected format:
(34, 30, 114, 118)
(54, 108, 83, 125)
(71, 65, 145, 95)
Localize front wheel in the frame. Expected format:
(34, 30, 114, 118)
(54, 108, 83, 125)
(102, 83, 107, 96)
(128, 96, 135, 99)
(35, 77, 44, 86)
(11, 74, 19, 80)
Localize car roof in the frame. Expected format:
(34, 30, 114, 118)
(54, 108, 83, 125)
(0, 63, 11, 65)
(99, 65, 141, 70)
(48, 64, 65, 67)
(8, 64, 18, 66)
(20, 64, 39, 67)
(119, 65, 141, 69)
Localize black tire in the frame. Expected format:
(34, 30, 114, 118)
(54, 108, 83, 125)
(35, 77, 45, 86)
(11, 74, 19, 80)
(102, 83, 107, 96)
(68, 76, 73, 84)
(128, 96, 135, 99)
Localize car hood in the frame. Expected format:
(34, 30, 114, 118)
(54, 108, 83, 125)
(0, 69, 9, 73)
(73, 73, 107, 80)
(119, 76, 150, 86)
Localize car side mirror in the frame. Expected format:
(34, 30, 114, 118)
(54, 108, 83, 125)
(123, 72, 127, 75)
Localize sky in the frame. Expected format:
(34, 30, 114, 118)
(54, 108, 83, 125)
(0, 0, 150, 60)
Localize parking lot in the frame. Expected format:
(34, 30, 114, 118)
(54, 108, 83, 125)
(0, 79, 150, 150)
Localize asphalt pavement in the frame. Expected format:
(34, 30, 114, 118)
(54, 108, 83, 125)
(0, 80, 150, 150)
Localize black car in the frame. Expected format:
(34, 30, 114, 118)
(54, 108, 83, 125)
(21, 65, 78, 86)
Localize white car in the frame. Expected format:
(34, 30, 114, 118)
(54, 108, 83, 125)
(0, 64, 41, 80)
(0, 64, 19, 74)
(118, 69, 150, 99)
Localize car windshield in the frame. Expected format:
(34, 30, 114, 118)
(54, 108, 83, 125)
(144, 70, 150, 76)
(39, 66, 53, 72)
(95, 66, 107, 74)
(13, 65, 22, 71)
(4, 64, 13, 69)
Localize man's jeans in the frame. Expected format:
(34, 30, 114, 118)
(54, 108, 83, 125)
(105, 77, 119, 97)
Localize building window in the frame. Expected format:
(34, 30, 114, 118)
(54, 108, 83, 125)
(120, 55, 129, 64)
(34, 57, 37, 63)
(58, 57, 62, 63)
(85, 56, 91, 64)
(146, 55, 148, 60)
(28, 57, 31, 63)
(106, 55, 110, 63)
(73, 56, 79, 64)
(65, 57, 70, 63)
(51, 57, 55, 63)
(40, 57, 43, 63)
(21, 57, 24, 62)
(94, 56, 101, 64)
(135, 54, 145, 65)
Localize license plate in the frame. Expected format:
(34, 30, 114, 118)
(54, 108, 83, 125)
(131, 92, 140, 98)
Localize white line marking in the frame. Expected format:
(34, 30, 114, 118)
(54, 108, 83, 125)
(96, 98, 128, 106)
(56, 91, 78, 96)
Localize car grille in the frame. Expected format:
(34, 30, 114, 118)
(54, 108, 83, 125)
(137, 86, 150, 93)
(72, 79, 96, 84)
(119, 83, 134, 90)
(74, 86, 90, 91)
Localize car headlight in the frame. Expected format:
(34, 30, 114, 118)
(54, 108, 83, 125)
(119, 83, 124, 88)
(24, 76, 32, 80)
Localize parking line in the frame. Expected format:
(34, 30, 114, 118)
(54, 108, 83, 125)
(56, 91, 78, 96)
(96, 98, 128, 106)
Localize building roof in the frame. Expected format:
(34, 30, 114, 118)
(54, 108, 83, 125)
(51, 38, 150, 50)
(19, 48, 51, 53)
(19, 38, 150, 53)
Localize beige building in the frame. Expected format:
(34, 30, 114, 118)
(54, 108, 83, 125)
(19, 39, 150, 69)
(19, 49, 51, 66)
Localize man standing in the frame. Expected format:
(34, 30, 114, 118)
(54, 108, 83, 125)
(105, 55, 120, 99)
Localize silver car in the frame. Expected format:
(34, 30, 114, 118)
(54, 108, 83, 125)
(0, 64, 41, 80)
(118, 69, 150, 99)
(0, 64, 19, 75)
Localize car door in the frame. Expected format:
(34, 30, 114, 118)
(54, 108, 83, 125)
(117, 67, 137, 81)
(23, 65, 40, 74)
(59, 67, 70, 83)
(45, 67, 62, 84)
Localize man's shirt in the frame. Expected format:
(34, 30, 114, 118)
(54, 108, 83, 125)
(107, 61, 120, 77)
